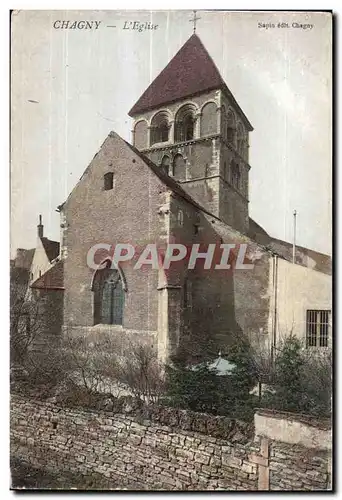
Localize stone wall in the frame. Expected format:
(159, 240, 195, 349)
(10, 395, 331, 491)
(30, 289, 64, 353)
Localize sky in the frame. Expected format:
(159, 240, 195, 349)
(10, 10, 332, 256)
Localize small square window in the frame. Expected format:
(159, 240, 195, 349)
(104, 172, 114, 191)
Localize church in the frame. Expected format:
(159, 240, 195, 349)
(29, 32, 332, 362)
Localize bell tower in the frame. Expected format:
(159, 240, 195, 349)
(128, 33, 253, 234)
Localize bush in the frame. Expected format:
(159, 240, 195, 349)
(265, 335, 304, 412)
(300, 349, 332, 417)
(113, 342, 165, 404)
(11, 348, 72, 399)
(263, 335, 332, 417)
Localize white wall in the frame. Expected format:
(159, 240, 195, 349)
(255, 410, 332, 450)
(30, 238, 52, 284)
(274, 258, 332, 346)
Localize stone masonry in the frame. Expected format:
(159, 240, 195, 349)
(11, 395, 331, 491)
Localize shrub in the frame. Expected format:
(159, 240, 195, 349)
(113, 342, 165, 404)
(166, 360, 219, 414)
(166, 334, 258, 421)
(300, 349, 332, 417)
(263, 335, 332, 417)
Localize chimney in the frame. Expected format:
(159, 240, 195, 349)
(37, 214, 44, 239)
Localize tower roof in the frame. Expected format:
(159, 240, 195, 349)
(129, 34, 225, 116)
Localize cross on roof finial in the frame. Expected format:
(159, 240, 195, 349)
(189, 10, 201, 34)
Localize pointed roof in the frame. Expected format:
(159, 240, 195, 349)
(208, 356, 236, 376)
(40, 237, 60, 262)
(129, 34, 225, 116)
(190, 355, 236, 376)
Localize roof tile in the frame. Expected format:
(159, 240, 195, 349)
(129, 34, 225, 116)
(30, 261, 64, 290)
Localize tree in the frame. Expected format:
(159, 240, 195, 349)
(264, 335, 304, 412)
(113, 342, 165, 404)
(263, 335, 332, 417)
(165, 333, 258, 420)
(219, 334, 258, 419)
(300, 348, 332, 417)
(249, 333, 274, 402)
(58, 335, 165, 407)
(10, 268, 44, 368)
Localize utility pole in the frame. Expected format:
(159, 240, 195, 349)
(292, 210, 297, 264)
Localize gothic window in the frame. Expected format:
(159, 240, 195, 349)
(231, 161, 240, 190)
(93, 267, 125, 326)
(173, 154, 186, 180)
(104, 172, 114, 191)
(150, 111, 170, 145)
(226, 110, 236, 145)
(160, 155, 170, 175)
(175, 104, 197, 142)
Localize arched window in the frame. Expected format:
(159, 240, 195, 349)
(184, 115, 194, 141)
(159, 123, 169, 142)
(175, 104, 197, 142)
(150, 111, 170, 145)
(243, 142, 249, 161)
(221, 105, 226, 138)
(93, 266, 125, 326)
(230, 161, 241, 190)
(226, 110, 236, 146)
(201, 101, 217, 136)
(173, 154, 186, 180)
(160, 155, 170, 175)
(104, 172, 114, 191)
(224, 161, 229, 181)
(237, 123, 244, 156)
(134, 120, 148, 150)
